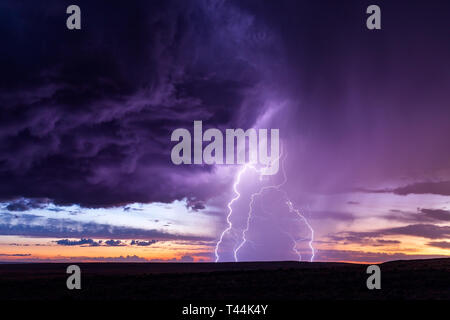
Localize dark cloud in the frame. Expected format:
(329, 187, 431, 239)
(131, 240, 158, 246)
(419, 209, 450, 222)
(376, 239, 401, 245)
(332, 224, 450, 241)
(56, 238, 150, 247)
(391, 181, 450, 196)
(56, 238, 100, 246)
(427, 241, 450, 249)
(385, 208, 450, 223)
(4, 198, 50, 212)
(104, 239, 124, 247)
(367, 181, 450, 197)
(186, 198, 206, 212)
(0, 0, 281, 207)
(123, 206, 143, 212)
(6, 202, 31, 212)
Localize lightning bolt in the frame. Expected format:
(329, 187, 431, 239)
(215, 146, 315, 262)
(214, 163, 252, 262)
(286, 199, 315, 262)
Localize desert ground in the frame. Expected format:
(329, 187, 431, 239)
(0, 258, 448, 300)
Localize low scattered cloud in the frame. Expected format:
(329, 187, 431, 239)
(180, 255, 195, 262)
(4, 198, 50, 212)
(55, 238, 157, 247)
(56, 238, 100, 246)
(104, 240, 125, 247)
(186, 198, 206, 212)
(130, 240, 158, 246)
(150, 255, 197, 262)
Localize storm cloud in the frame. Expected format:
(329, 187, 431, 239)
(0, 0, 281, 207)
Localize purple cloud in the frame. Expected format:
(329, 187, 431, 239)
(56, 238, 100, 247)
(332, 224, 450, 241)
(0, 0, 280, 207)
(130, 240, 158, 246)
(369, 181, 450, 197)
(427, 241, 450, 249)
(104, 240, 125, 247)
(384, 208, 450, 223)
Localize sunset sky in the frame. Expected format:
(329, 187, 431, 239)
(0, 0, 449, 264)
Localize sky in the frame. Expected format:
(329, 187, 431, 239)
(0, 0, 449, 263)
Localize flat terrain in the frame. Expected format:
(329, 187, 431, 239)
(0, 259, 448, 300)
